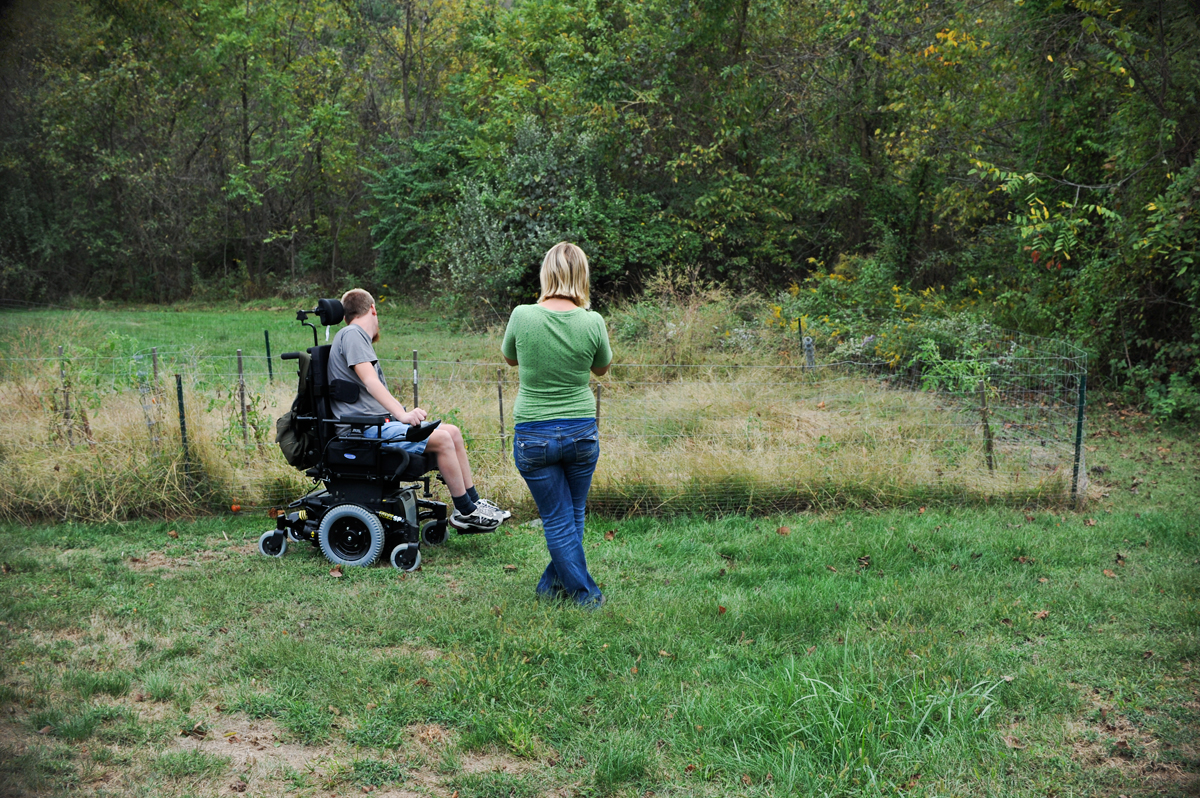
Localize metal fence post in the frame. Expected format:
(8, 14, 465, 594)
(238, 349, 248, 449)
(1071, 374, 1087, 507)
(413, 350, 419, 409)
(804, 336, 815, 370)
(152, 347, 160, 388)
(497, 368, 505, 457)
(264, 330, 273, 382)
(176, 374, 191, 482)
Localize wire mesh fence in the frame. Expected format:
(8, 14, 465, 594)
(0, 329, 1087, 521)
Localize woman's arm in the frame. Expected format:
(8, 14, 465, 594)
(590, 363, 609, 376)
(503, 355, 518, 367)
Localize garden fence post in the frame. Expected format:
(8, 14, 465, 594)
(238, 349, 248, 450)
(804, 337, 815, 370)
(58, 345, 73, 447)
(152, 347, 160, 391)
(176, 374, 191, 483)
(1071, 374, 1087, 508)
(977, 381, 995, 473)
(413, 350, 419, 409)
(497, 368, 505, 457)
(264, 330, 273, 382)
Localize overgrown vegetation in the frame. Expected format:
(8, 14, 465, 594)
(0, 407, 1197, 796)
(1, 0, 1197, 412)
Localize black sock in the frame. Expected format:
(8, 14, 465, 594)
(466, 486, 480, 504)
(452, 494, 477, 516)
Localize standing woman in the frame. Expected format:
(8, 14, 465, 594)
(502, 242, 612, 609)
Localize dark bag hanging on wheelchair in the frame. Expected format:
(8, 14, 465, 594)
(276, 351, 321, 469)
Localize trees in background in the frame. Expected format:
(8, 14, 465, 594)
(1, 0, 1196, 410)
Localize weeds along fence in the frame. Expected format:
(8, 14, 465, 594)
(0, 331, 1088, 521)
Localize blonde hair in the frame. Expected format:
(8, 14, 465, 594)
(538, 242, 591, 309)
(341, 288, 375, 321)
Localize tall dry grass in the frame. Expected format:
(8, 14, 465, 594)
(0, 296, 1080, 520)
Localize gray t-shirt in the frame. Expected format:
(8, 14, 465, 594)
(328, 324, 391, 419)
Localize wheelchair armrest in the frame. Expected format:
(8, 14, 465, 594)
(340, 414, 387, 427)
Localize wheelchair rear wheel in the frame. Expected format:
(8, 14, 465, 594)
(318, 504, 385, 567)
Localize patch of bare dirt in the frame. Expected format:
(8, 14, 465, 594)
(380, 645, 444, 662)
(1067, 684, 1200, 794)
(126, 549, 231, 571)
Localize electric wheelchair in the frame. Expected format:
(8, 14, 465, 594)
(257, 299, 481, 571)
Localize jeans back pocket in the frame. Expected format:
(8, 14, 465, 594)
(515, 438, 550, 471)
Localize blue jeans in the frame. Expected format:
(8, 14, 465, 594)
(362, 421, 428, 455)
(513, 418, 602, 609)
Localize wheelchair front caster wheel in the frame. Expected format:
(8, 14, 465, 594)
(258, 531, 287, 558)
(390, 543, 421, 572)
(420, 519, 448, 547)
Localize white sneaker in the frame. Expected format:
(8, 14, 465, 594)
(450, 509, 500, 533)
(475, 498, 511, 520)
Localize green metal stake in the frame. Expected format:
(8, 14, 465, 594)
(176, 374, 191, 484)
(264, 330, 273, 382)
(1070, 374, 1087, 508)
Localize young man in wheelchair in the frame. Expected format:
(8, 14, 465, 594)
(331, 289, 508, 532)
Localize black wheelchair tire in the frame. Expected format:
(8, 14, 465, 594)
(318, 504, 385, 567)
(258, 531, 287, 558)
(390, 543, 421, 572)
(420, 519, 448, 547)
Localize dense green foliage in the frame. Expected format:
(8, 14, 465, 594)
(1, 0, 1197, 408)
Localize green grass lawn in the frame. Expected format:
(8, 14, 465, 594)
(0, 407, 1197, 797)
(0, 298, 502, 367)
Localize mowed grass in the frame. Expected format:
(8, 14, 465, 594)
(0, 410, 1197, 797)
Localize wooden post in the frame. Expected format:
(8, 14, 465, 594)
(412, 350, 419, 409)
(238, 349, 248, 449)
(58, 345, 73, 447)
(497, 368, 505, 456)
(977, 380, 995, 473)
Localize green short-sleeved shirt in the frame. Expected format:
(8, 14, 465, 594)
(501, 304, 613, 425)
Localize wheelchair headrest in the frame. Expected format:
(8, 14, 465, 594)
(314, 298, 344, 326)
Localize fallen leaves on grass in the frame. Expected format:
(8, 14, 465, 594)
(1103, 569, 1117, 578)
(1115, 553, 1126, 566)
(38, 725, 51, 735)
(230, 779, 248, 792)
(776, 526, 790, 536)
(167, 530, 179, 539)
(857, 555, 871, 569)
(659, 650, 673, 658)
(329, 567, 343, 578)
(718, 605, 727, 615)
(180, 721, 207, 739)
(1143, 650, 1154, 660)
(1038, 577, 1048, 584)
(1001, 735, 1025, 750)
(826, 565, 837, 572)
(1085, 518, 1097, 527)
(604, 530, 615, 541)
(1000, 618, 1013, 626)
(503, 564, 518, 572)
(1034, 610, 1050, 620)
(1, 563, 11, 574)
(1013, 555, 1034, 564)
